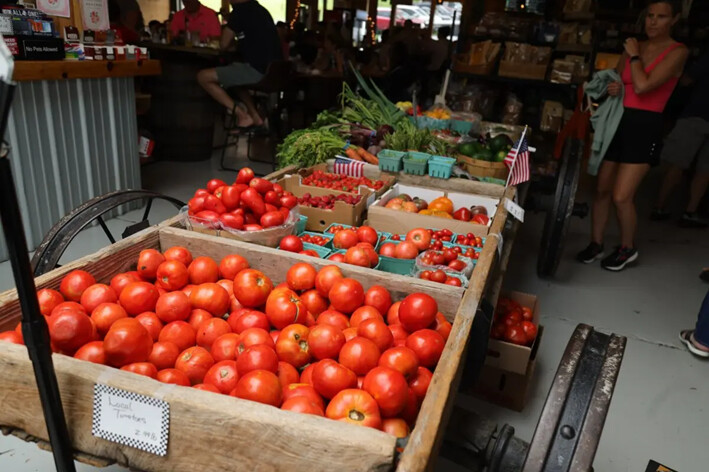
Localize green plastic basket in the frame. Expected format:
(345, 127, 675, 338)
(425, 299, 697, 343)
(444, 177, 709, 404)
(295, 215, 308, 235)
(376, 239, 416, 275)
(301, 243, 331, 258)
(403, 152, 430, 176)
(428, 156, 456, 179)
(378, 149, 406, 172)
(450, 120, 473, 134)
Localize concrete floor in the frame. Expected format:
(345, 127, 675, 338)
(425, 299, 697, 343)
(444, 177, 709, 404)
(0, 151, 708, 471)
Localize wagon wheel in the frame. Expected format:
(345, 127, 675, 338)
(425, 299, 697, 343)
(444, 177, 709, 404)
(30, 190, 184, 277)
(537, 138, 583, 278)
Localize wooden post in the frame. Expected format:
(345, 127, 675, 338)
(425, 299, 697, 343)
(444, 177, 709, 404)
(427, 0, 436, 36)
(366, 0, 378, 45)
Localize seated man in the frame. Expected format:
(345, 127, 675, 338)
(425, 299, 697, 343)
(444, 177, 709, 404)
(197, 0, 282, 129)
(170, 0, 221, 43)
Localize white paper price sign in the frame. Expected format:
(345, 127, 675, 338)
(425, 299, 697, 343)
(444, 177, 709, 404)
(92, 384, 169, 456)
(504, 198, 525, 222)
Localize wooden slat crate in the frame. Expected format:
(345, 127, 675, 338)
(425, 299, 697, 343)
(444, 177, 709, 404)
(0, 184, 514, 471)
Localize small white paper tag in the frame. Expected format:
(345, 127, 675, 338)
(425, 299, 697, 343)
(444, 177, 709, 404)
(504, 198, 525, 222)
(92, 384, 169, 456)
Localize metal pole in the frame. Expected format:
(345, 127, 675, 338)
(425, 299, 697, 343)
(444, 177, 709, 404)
(0, 89, 77, 471)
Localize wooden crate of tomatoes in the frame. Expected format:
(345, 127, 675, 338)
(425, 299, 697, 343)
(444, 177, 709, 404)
(0, 216, 507, 472)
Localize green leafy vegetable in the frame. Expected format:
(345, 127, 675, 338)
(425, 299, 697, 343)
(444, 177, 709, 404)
(276, 129, 346, 168)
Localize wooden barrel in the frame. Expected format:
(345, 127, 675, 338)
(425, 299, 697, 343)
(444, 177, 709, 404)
(149, 60, 217, 161)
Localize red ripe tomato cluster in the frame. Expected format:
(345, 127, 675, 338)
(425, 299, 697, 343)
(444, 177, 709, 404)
(419, 250, 468, 272)
(490, 297, 538, 346)
(418, 270, 462, 287)
(302, 170, 386, 193)
(278, 235, 324, 259)
(187, 168, 298, 231)
(300, 233, 331, 246)
(298, 193, 362, 209)
(455, 233, 484, 248)
(328, 243, 379, 268)
(330, 226, 379, 249)
(0, 249, 454, 435)
(430, 228, 453, 242)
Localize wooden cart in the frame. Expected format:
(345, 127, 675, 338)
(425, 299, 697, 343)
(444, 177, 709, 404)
(0, 168, 518, 472)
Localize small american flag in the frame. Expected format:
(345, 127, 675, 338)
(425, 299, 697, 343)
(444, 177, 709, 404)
(334, 156, 365, 177)
(504, 134, 530, 187)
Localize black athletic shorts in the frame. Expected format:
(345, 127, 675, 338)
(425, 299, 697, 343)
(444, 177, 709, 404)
(604, 108, 664, 166)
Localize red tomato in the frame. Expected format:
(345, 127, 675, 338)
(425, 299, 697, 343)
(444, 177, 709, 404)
(447, 259, 466, 272)
(207, 178, 227, 193)
(326, 389, 381, 429)
(378, 346, 419, 380)
(235, 167, 255, 184)
(521, 306, 534, 322)
(339, 337, 380, 376)
(59, 270, 96, 302)
(384, 303, 400, 326)
(453, 207, 473, 222)
(408, 366, 433, 399)
(233, 269, 273, 308)
(47, 309, 95, 354)
(37, 288, 64, 316)
(249, 177, 273, 195)
(91, 302, 127, 336)
(121, 362, 158, 379)
(315, 265, 343, 298)
(104, 318, 153, 367)
(333, 229, 359, 250)
(363, 366, 409, 417)
(203, 360, 239, 394)
(119, 282, 159, 316)
(328, 278, 364, 314)
(342, 327, 358, 342)
(265, 289, 306, 329)
(196, 318, 232, 351)
(158, 321, 196, 352)
(390, 324, 408, 347)
(521, 321, 538, 344)
(280, 194, 297, 209)
(241, 188, 267, 216)
(155, 291, 191, 323)
(259, 211, 284, 228)
(401, 386, 420, 426)
(74, 341, 105, 364)
(190, 283, 230, 317)
(364, 286, 392, 317)
(163, 246, 193, 266)
(275, 324, 311, 368)
(148, 341, 180, 370)
(379, 243, 397, 257)
(312, 359, 357, 399)
(51, 301, 86, 316)
(382, 418, 410, 438)
(356, 226, 378, 246)
(217, 254, 249, 280)
(221, 185, 242, 211)
(276, 360, 300, 388)
(405, 228, 432, 251)
(137, 249, 165, 280)
(308, 324, 346, 360)
(186, 308, 211, 331)
(472, 213, 490, 225)
(300, 289, 328, 316)
(188, 257, 219, 285)
(503, 311, 523, 327)
(280, 235, 304, 253)
(398, 293, 438, 332)
(316, 309, 350, 331)
(193, 383, 220, 393)
(344, 246, 374, 268)
(211, 333, 240, 361)
(228, 309, 270, 333)
(231, 370, 283, 407)
(155, 260, 189, 291)
(395, 241, 419, 260)
(350, 306, 384, 328)
(157, 368, 191, 386)
(281, 396, 324, 416)
(328, 253, 345, 263)
(109, 272, 141, 297)
(357, 318, 394, 352)
(286, 263, 317, 292)
(405, 329, 445, 367)
(282, 383, 325, 411)
(300, 361, 317, 385)
(444, 277, 462, 287)
(431, 313, 452, 341)
(78, 284, 116, 314)
(188, 196, 205, 215)
(505, 324, 528, 345)
(237, 344, 279, 376)
(135, 312, 163, 341)
(175, 346, 215, 385)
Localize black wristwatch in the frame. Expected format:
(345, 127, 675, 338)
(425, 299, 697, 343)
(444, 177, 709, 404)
(630, 55, 641, 63)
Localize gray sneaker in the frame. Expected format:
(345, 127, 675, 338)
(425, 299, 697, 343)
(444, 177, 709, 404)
(679, 212, 708, 228)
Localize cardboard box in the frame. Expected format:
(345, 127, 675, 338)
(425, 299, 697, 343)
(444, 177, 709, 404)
(295, 164, 396, 203)
(485, 291, 540, 375)
(276, 175, 370, 232)
(498, 60, 549, 80)
(473, 359, 536, 412)
(368, 183, 499, 236)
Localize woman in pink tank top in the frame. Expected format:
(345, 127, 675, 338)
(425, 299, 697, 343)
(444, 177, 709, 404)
(577, 0, 688, 271)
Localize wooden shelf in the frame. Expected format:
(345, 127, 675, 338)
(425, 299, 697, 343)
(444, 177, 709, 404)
(12, 59, 161, 82)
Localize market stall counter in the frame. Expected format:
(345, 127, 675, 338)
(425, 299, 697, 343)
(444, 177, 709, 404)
(0, 59, 161, 264)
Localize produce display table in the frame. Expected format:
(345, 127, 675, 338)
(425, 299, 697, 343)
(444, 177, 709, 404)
(0, 162, 520, 471)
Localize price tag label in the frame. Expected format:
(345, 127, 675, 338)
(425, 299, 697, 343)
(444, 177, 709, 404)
(504, 198, 525, 222)
(92, 384, 169, 456)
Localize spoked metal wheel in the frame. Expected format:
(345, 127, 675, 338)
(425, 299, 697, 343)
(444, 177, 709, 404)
(30, 190, 184, 276)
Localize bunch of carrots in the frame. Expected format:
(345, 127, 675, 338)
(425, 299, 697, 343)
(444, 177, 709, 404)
(344, 146, 379, 165)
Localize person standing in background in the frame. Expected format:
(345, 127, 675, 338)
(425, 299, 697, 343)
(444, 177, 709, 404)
(577, 0, 688, 271)
(652, 49, 709, 228)
(170, 0, 221, 43)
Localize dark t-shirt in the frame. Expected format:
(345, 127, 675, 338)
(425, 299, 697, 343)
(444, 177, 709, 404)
(226, 0, 282, 74)
(681, 52, 709, 121)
